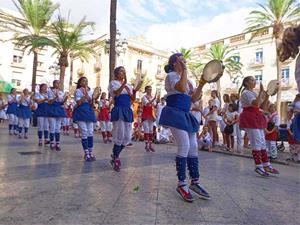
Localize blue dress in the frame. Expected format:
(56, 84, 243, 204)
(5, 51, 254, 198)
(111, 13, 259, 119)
(72, 88, 96, 123)
(159, 94, 199, 133)
(292, 112, 300, 142)
(110, 94, 133, 123)
(47, 89, 66, 118)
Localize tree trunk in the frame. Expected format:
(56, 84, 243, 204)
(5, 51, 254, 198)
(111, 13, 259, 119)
(69, 58, 74, 91)
(59, 65, 66, 90)
(275, 38, 282, 121)
(109, 0, 117, 83)
(31, 50, 38, 92)
(58, 53, 68, 90)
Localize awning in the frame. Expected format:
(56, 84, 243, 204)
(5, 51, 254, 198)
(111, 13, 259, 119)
(0, 81, 15, 93)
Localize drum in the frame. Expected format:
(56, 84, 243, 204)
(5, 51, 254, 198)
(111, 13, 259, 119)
(92, 87, 101, 100)
(201, 60, 224, 83)
(267, 80, 279, 96)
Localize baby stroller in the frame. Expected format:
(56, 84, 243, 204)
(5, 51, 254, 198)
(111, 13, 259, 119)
(276, 124, 288, 152)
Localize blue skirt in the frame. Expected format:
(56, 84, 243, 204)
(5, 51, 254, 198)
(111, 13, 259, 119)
(292, 112, 300, 142)
(73, 102, 96, 122)
(6, 102, 18, 115)
(35, 102, 49, 117)
(159, 94, 199, 133)
(17, 105, 32, 119)
(48, 102, 66, 117)
(110, 94, 133, 123)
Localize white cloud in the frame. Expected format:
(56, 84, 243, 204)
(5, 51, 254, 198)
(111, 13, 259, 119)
(145, 7, 254, 51)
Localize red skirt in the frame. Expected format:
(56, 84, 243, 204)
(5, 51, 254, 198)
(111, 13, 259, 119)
(98, 108, 110, 121)
(239, 107, 267, 129)
(265, 130, 278, 141)
(142, 106, 155, 121)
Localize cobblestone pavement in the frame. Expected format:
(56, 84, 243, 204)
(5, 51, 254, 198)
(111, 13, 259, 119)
(0, 126, 299, 225)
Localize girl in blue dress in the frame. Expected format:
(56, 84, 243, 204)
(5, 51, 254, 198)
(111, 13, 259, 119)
(159, 53, 210, 202)
(6, 88, 18, 135)
(48, 80, 67, 151)
(73, 77, 97, 161)
(34, 83, 50, 146)
(17, 88, 32, 139)
(109, 66, 142, 171)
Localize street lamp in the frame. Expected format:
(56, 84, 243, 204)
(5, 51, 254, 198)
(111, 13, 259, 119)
(49, 61, 60, 80)
(105, 30, 128, 57)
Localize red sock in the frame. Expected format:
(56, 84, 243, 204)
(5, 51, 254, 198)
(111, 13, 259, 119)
(261, 149, 270, 164)
(252, 150, 262, 166)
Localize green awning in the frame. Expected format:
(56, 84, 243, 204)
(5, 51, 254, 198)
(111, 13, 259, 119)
(0, 81, 15, 93)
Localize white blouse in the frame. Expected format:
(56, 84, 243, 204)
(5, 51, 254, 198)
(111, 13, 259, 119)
(34, 92, 48, 103)
(240, 90, 257, 107)
(108, 80, 133, 98)
(7, 94, 18, 104)
(164, 72, 194, 97)
(18, 96, 31, 106)
(142, 95, 156, 107)
(48, 88, 65, 103)
(74, 88, 93, 103)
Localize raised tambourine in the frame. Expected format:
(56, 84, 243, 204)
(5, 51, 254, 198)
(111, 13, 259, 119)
(92, 87, 101, 100)
(201, 60, 224, 83)
(267, 80, 280, 96)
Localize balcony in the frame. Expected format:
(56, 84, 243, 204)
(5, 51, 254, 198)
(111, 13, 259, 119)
(134, 68, 147, 77)
(10, 62, 26, 69)
(249, 58, 264, 68)
(155, 72, 166, 81)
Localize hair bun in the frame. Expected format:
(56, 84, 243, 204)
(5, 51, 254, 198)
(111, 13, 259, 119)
(164, 64, 173, 73)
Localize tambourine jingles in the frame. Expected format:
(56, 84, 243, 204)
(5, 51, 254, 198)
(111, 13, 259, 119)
(92, 87, 101, 100)
(201, 60, 224, 83)
(266, 80, 280, 96)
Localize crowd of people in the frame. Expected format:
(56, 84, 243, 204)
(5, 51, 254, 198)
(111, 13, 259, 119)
(0, 24, 299, 203)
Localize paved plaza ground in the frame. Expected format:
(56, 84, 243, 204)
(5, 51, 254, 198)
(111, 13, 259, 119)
(0, 125, 299, 225)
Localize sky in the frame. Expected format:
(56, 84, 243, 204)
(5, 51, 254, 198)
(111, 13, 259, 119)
(0, 0, 265, 51)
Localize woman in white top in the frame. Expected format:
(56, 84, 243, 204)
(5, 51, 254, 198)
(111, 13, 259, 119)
(73, 77, 98, 162)
(239, 76, 279, 177)
(6, 88, 18, 135)
(48, 80, 68, 151)
(159, 53, 210, 202)
(206, 90, 220, 147)
(17, 88, 32, 139)
(109, 66, 142, 172)
(0, 93, 7, 122)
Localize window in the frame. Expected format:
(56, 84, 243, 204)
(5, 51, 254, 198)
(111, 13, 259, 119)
(157, 65, 162, 74)
(137, 59, 142, 71)
(254, 70, 263, 83)
(11, 79, 21, 86)
(255, 49, 263, 63)
(13, 55, 22, 63)
(282, 67, 290, 84)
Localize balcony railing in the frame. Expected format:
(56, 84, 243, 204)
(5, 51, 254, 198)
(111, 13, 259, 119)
(249, 58, 264, 68)
(134, 68, 147, 76)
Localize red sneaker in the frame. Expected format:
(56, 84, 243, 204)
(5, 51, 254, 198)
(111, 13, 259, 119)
(264, 166, 279, 174)
(176, 184, 194, 202)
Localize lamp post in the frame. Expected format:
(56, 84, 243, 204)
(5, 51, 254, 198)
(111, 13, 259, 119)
(105, 30, 128, 66)
(49, 61, 60, 81)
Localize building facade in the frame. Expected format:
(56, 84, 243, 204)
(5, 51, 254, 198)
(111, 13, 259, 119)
(192, 27, 298, 122)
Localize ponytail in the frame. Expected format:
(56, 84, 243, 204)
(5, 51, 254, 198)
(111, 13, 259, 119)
(238, 76, 252, 99)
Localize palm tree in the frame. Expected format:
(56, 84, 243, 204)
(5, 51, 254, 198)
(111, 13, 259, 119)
(174, 47, 193, 60)
(188, 61, 204, 82)
(33, 15, 98, 89)
(0, 0, 59, 92)
(109, 0, 117, 83)
(245, 0, 300, 113)
(204, 43, 243, 92)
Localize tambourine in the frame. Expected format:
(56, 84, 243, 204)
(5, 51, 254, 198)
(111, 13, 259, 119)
(92, 87, 101, 100)
(201, 60, 224, 83)
(266, 80, 280, 96)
